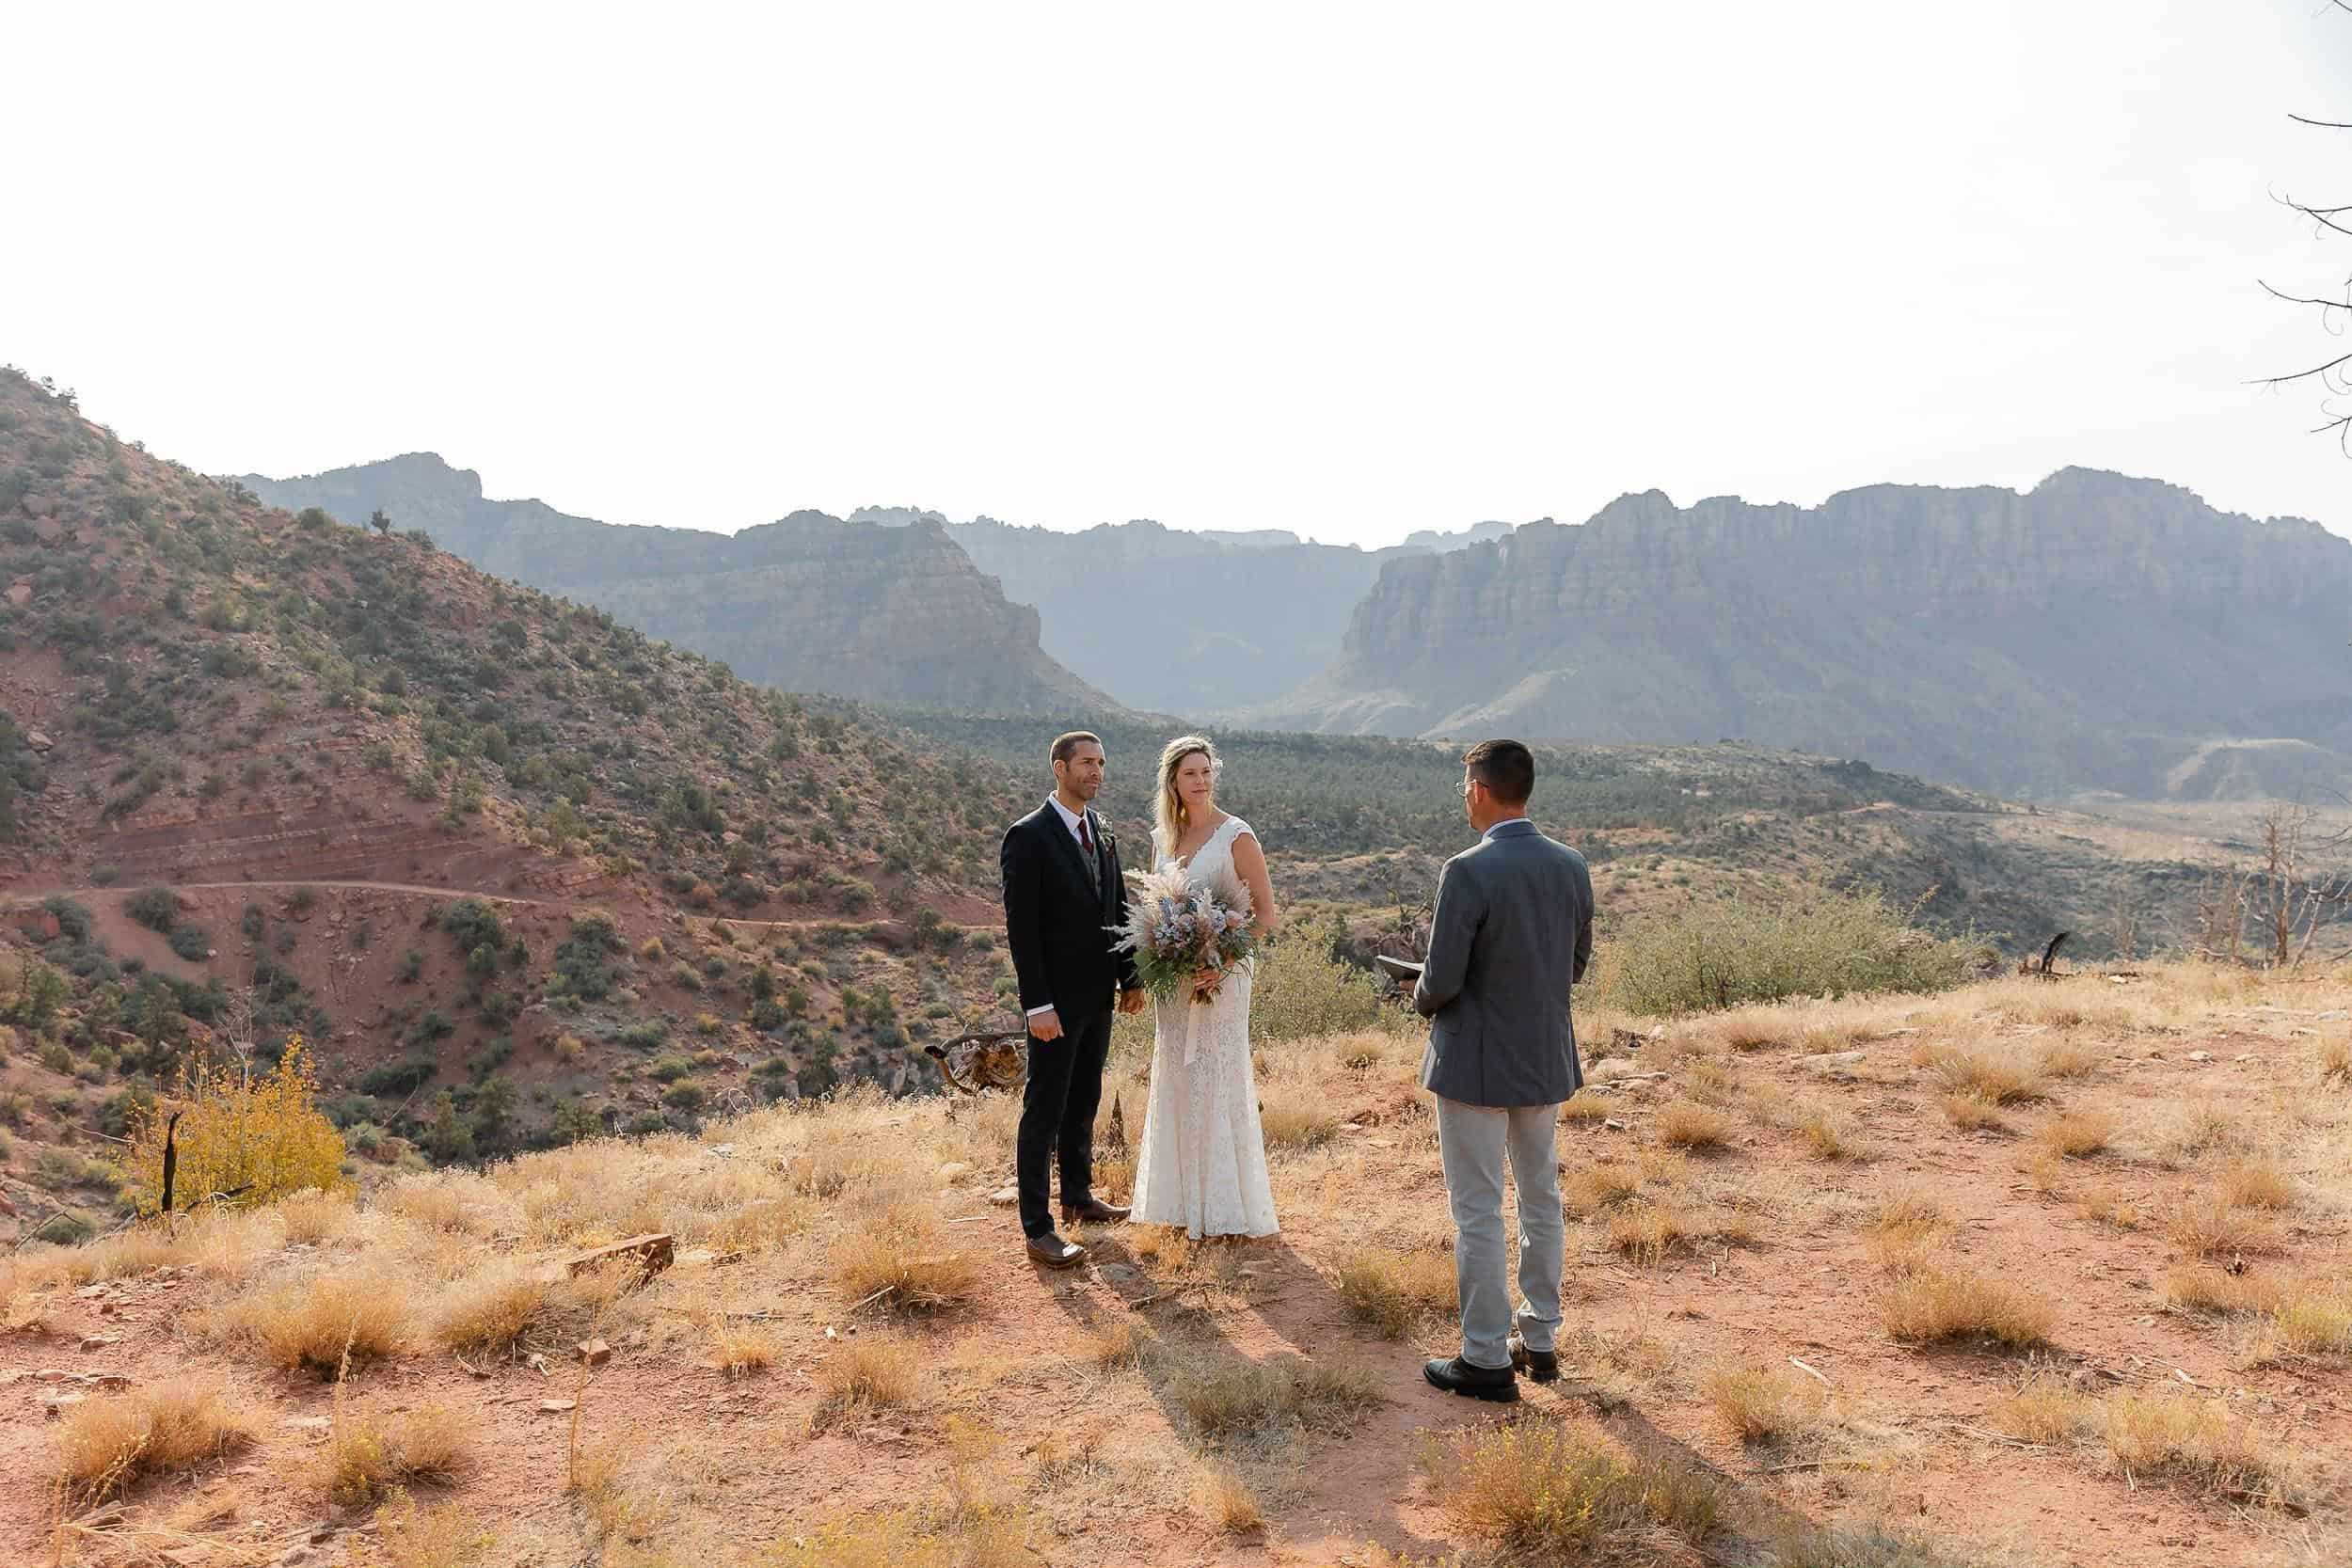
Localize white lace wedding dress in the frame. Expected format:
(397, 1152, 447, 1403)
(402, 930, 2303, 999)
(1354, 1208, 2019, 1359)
(1129, 815, 1279, 1239)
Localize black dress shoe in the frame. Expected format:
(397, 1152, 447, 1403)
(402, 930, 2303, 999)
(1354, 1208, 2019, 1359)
(1061, 1196, 1131, 1225)
(1025, 1231, 1087, 1268)
(1423, 1356, 1520, 1403)
(1509, 1335, 1560, 1384)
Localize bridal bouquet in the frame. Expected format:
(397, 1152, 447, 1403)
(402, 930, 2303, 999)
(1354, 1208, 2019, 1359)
(1112, 863, 1258, 1004)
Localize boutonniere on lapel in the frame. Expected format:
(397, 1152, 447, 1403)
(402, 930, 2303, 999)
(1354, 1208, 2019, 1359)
(1091, 816, 1118, 859)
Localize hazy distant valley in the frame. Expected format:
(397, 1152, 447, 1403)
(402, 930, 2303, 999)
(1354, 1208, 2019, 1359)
(251, 457, 2352, 805)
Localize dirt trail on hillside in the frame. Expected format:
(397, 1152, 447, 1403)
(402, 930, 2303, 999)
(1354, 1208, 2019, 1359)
(8, 879, 1001, 933)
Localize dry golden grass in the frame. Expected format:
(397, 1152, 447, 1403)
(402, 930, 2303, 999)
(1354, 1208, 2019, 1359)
(828, 1208, 978, 1313)
(1794, 1103, 1860, 1161)
(377, 1170, 524, 1236)
(2220, 1161, 2296, 1211)
(430, 1261, 547, 1354)
(2166, 1193, 2287, 1258)
(54, 1379, 260, 1503)
(2037, 1038, 2105, 1080)
(1606, 1201, 1751, 1266)
(1257, 1081, 1344, 1149)
(2163, 1263, 2290, 1316)
(2036, 1109, 2114, 1159)
(313, 1404, 475, 1506)
(1681, 1057, 1740, 1105)
(219, 1269, 411, 1379)
(700, 1193, 815, 1256)
(1563, 1160, 1645, 1215)
(767, 1506, 1027, 1568)
(1560, 1089, 1617, 1124)
(1941, 1093, 2007, 1132)
(2269, 1293, 2352, 1357)
(1867, 1184, 1953, 1273)
(1193, 1464, 1264, 1533)
(706, 1319, 781, 1376)
(2075, 1183, 2146, 1231)
(1882, 1269, 2054, 1348)
(1418, 1415, 1721, 1555)
(1333, 1246, 1457, 1338)
(1168, 1353, 1383, 1443)
(278, 1187, 361, 1244)
(1659, 1101, 1732, 1150)
(1087, 1319, 1151, 1370)
(2321, 1036, 2352, 1085)
(1923, 1043, 2043, 1104)
(1875, 1183, 1952, 1234)
(811, 1338, 918, 1433)
(1720, 1015, 1784, 1051)
(2158, 1099, 2257, 1164)
(2015, 1148, 2066, 1195)
(2102, 1389, 2302, 1504)
(1701, 1364, 1825, 1443)
(1987, 1378, 2094, 1445)
(361, 1490, 496, 1568)
(20, 1207, 288, 1289)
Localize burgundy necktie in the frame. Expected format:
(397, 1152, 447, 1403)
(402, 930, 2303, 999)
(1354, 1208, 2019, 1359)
(1077, 817, 1094, 858)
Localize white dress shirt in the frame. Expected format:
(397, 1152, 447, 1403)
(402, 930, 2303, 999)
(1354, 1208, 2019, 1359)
(1028, 795, 1098, 1019)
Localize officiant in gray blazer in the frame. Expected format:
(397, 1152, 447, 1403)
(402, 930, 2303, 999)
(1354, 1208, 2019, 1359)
(1412, 738, 1595, 1403)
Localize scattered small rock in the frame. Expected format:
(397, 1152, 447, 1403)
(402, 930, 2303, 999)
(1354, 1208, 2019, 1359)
(281, 1416, 331, 1433)
(938, 1162, 973, 1181)
(2186, 1051, 2212, 1063)
(1799, 1051, 1868, 1079)
(78, 1334, 121, 1352)
(577, 1338, 612, 1368)
(538, 1399, 577, 1414)
(987, 1185, 1019, 1206)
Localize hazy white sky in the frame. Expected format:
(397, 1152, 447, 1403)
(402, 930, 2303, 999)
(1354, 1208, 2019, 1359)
(8, 2, 2352, 546)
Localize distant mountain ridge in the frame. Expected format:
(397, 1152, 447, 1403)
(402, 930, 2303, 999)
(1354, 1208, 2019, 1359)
(240, 456, 1115, 713)
(851, 508, 1524, 713)
(1261, 467, 2352, 800)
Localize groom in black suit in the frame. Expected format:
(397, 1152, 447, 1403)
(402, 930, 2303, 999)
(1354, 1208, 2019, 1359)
(1001, 731, 1145, 1267)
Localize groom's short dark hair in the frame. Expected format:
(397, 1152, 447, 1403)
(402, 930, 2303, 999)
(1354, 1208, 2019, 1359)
(1051, 730, 1103, 768)
(1463, 739, 1534, 804)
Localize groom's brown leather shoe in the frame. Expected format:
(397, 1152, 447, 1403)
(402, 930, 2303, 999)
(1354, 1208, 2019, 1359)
(1061, 1196, 1130, 1225)
(1025, 1231, 1088, 1268)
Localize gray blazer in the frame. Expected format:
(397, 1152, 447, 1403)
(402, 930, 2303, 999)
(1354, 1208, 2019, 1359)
(1413, 817, 1595, 1107)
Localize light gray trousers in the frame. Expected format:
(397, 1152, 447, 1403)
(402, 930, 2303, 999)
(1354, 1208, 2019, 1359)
(1434, 1096, 1565, 1371)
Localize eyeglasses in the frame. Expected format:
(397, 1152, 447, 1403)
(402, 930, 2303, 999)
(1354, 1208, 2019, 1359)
(1459, 779, 1481, 798)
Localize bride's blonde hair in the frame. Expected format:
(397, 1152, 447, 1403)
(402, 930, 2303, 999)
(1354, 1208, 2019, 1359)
(1154, 735, 1220, 853)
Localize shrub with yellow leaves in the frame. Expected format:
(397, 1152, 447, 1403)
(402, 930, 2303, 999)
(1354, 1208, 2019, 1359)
(117, 1035, 350, 1215)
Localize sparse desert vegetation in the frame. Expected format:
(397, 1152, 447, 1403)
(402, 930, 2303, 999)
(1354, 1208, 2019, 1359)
(1, 961, 2347, 1566)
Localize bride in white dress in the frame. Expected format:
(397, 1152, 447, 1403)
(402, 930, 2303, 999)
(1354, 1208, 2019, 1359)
(1130, 736, 1283, 1239)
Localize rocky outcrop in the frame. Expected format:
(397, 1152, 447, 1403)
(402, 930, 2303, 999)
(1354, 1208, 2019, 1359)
(1263, 469, 2352, 800)
(243, 458, 1114, 712)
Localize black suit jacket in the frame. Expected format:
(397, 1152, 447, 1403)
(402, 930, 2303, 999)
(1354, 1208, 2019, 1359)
(1001, 803, 1137, 1028)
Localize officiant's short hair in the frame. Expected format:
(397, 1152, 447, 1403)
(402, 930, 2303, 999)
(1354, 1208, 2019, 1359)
(1051, 730, 1104, 768)
(1463, 739, 1534, 804)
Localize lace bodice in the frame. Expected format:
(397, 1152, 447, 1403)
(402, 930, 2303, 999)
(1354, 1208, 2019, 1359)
(1155, 814, 1250, 880)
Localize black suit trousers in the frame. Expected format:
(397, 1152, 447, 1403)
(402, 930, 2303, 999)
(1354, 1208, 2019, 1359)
(1017, 1006, 1112, 1238)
